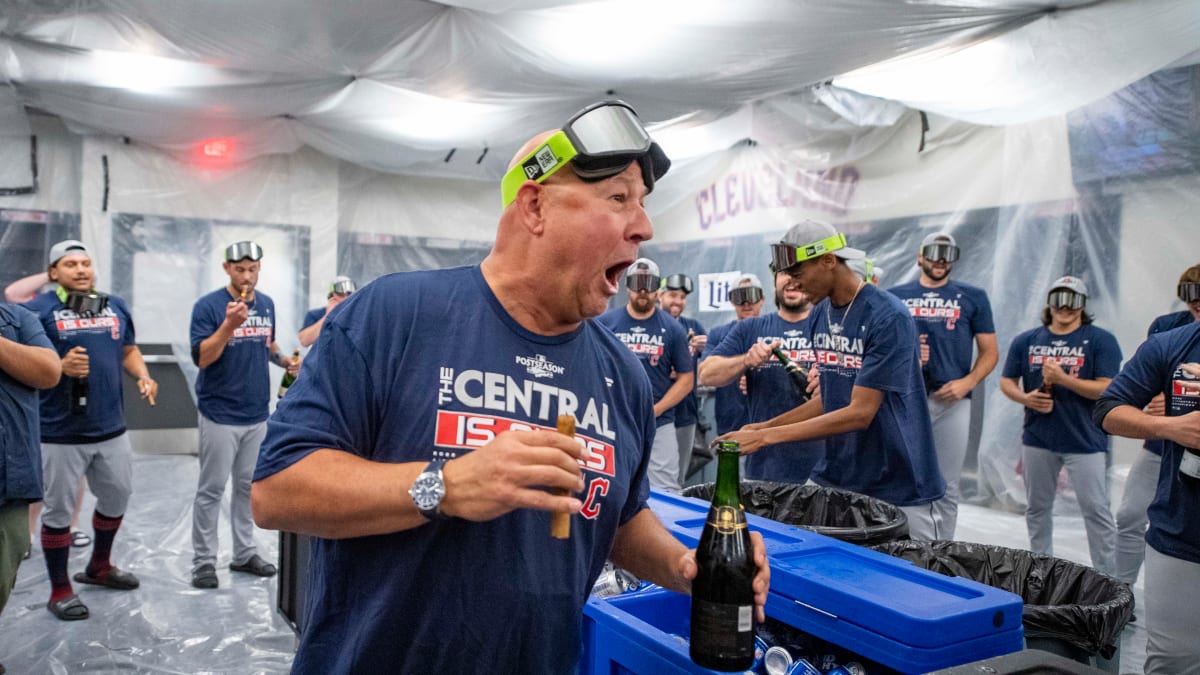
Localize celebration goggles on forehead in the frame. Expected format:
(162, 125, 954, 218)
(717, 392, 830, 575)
(627, 273, 661, 293)
(224, 241, 263, 263)
(56, 287, 109, 316)
(728, 286, 764, 306)
(1178, 282, 1200, 303)
(920, 243, 959, 263)
(500, 100, 671, 208)
(770, 233, 848, 274)
(1047, 289, 1086, 310)
(330, 279, 357, 295)
(661, 273, 693, 294)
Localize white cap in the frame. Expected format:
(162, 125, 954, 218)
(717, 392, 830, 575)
(781, 219, 865, 261)
(1050, 275, 1088, 297)
(626, 257, 660, 277)
(921, 232, 957, 248)
(48, 239, 89, 266)
(736, 272, 763, 289)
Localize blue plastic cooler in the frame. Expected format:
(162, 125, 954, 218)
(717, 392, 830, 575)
(578, 491, 1024, 675)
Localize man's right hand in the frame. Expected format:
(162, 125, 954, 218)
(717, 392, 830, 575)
(439, 429, 585, 522)
(224, 301, 249, 329)
(1165, 410, 1200, 450)
(62, 346, 89, 378)
(1025, 389, 1054, 414)
(743, 340, 779, 371)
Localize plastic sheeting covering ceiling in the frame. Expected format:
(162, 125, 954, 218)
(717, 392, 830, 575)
(1, 0, 1199, 180)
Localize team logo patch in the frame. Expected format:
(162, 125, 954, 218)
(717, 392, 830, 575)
(515, 353, 564, 379)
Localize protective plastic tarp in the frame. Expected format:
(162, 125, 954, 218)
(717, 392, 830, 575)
(873, 540, 1134, 659)
(681, 480, 909, 546)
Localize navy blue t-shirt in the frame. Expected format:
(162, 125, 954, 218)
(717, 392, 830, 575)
(0, 303, 53, 504)
(597, 306, 692, 427)
(301, 307, 325, 331)
(1002, 324, 1122, 454)
(190, 287, 275, 425)
(1097, 323, 1200, 564)
(888, 280, 995, 396)
(673, 315, 706, 428)
(808, 284, 944, 506)
(24, 290, 135, 444)
(255, 266, 654, 674)
(1144, 311, 1195, 456)
(708, 313, 823, 483)
(706, 320, 748, 435)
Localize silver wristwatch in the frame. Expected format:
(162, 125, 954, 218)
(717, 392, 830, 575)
(408, 459, 448, 520)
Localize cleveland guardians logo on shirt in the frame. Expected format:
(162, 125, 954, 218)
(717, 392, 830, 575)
(53, 307, 122, 340)
(433, 366, 616, 520)
(902, 292, 962, 330)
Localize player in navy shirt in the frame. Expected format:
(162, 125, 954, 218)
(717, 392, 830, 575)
(721, 221, 945, 539)
(888, 232, 998, 539)
(0, 302, 61, 635)
(705, 273, 767, 437)
(1095, 322, 1200, 673)
(1113, 264, 1200, 586)
(251, 110, 768, 675)
(188, 240, 299, 589)
(1000, 276, 1121, 575)
(298, 275, 356, 348)
(658, 272, 706, 485)
(701, 271, 823, 483)
(598, 258, 694, 491)
(24, 240, 158, 620)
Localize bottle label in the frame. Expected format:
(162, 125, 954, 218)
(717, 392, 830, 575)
(707, 506, 747, 534)
(693, 598, 753, 648)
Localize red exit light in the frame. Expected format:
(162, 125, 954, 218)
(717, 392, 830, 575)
(196, 137, 235, 164)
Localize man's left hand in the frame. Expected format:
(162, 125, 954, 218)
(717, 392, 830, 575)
(689, 334, 707, 356)
(677, 532, 770, 622)
(287, 354, 301, 376)
(933, 378, 973, 402)
(1042, 360, 1068, 386)
(137, 376, 158, 406)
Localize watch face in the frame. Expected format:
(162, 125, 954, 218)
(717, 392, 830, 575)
(411, 472, 445, 511)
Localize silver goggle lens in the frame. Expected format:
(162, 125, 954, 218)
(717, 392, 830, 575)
(627, 274, 660, 293)
(330, 279, 357, 295)
(568, 103, 650, 156)
(1178, 282, 1200, 303)
(1047, 289, 1086, 309)
(729, 287, 764, 305)
(225, 241, 263, 262)
(921, 244, 959, 263)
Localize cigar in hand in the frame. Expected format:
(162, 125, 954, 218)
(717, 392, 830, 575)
(552, 415, 575, 540)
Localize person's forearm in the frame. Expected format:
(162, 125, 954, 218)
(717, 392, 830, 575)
(0, 338, 61, 388)
(967, 338, 999, 388)
(610, 508, 691, 595)
(698, 354, 746, 387)
(760, 400, 874, 445)
(761, 395, 823, 428)
(251, 448, 430, 538)
(1101, 405, 1167, 440)
(999, 378, 1025, 405)
(653, 373, 694, 417)
(122, 346, 151, 379)
(197, 325, 234, 368)
(298, 320, 323, 347)
(1059, 377, 1111, 400)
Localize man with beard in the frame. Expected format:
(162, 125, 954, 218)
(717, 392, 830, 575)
(598, 258, 694, 491)
(704, 273, 766, 438)
(658, 273, 706, 485)
(700, 270, 823, 482)
(1113, 263, 1200, 588)
(888, 232, 997, 540)
(719, 220, 944, 538)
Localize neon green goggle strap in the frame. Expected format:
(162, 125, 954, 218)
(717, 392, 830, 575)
(770, 232, 847, 272)
(500, 132, 579, 208)
(864, 258, 876, 284)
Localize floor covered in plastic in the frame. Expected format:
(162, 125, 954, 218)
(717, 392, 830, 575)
(0, 453, 1147, 674)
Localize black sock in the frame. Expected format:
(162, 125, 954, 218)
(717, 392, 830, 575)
(41, 525, 72, 602)
(87, 511, 123, 577)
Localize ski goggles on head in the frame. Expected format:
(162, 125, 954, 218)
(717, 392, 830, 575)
(1178, 282, 1200, 303)
(1047, 289, 1086, 310)
(769, 233, 848, 274)
(920, 243, 959, 263)
(224, 241, 263, 263)
(661, 274, 693, 295)
(330, 279, 357, 296)
(500, 100, 670, 208)
(728, 286, 764, 306)
(627, 273, 660, 293)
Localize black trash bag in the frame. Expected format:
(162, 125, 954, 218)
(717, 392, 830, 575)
(681, 480, 909, 546)
(872, 540, 1133, 659)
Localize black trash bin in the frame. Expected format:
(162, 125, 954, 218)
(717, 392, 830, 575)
(681, 480, 909, 546)
(872, 540, 1133, 673)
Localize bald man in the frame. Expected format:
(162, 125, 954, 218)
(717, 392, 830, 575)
(251, 101, 770, 674)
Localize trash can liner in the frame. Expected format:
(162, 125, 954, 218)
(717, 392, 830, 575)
(873, 540, 1133, 659)
(682, 480, 908, 546)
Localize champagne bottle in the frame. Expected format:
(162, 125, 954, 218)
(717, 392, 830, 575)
(277, 348, 300, 399)
(690, 440, 756, 671)
(71, 375, 89, 415)
(771, 347, 809, 402)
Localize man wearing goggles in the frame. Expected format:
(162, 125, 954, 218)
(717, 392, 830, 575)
(1000, 275, 1121, 576)
(657, 272, 708, 485)
(188, 240, 299, 589)
(701, 269, 826, 483)
(1112, 263, 1200, 592)
(253, 107, 768, 673)
(719, 219, 946, 539)
(887, 232, 997, 540)
(21, 240, 159, 621)
(701, 274, 767, 443)
(299, 275, 358, 348)
(598, 258, 695, 491)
